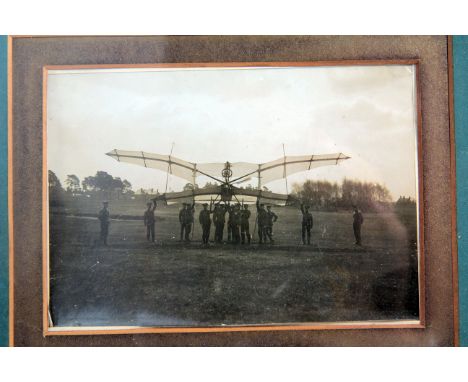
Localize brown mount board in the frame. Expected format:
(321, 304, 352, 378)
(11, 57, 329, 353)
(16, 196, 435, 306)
(10, 36, 454, 346)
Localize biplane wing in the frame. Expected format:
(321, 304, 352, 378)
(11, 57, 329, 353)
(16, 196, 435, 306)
(106, 149, 349, 186)
(154, 185, 290, 206)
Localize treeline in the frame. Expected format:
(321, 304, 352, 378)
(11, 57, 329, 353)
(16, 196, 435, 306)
(291, 179, 413, 212)
(49, 170, 137, 204)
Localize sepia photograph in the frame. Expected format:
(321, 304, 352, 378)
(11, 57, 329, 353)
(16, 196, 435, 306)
(44, 61, 422, 331)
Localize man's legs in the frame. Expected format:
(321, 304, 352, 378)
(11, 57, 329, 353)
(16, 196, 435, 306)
(180, 224, 185, 241)
(353, 223, 361, 245)
(258, 225, 264, 243)
(185, 224, 192, 241)
(227, 223, 232, 242)
(101, 225, 108, 246)
(150, 224, 155, 242)
(266, 226, 274, 243)
(307, 226, 311, 245)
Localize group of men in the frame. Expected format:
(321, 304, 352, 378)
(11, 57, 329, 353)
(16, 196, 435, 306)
(200, 202, 255, 245)
(97, 200, 365, 247)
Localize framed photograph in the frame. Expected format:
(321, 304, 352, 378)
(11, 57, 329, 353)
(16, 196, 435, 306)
(43, 60, 423, 334)
(9, 36, 456, 346)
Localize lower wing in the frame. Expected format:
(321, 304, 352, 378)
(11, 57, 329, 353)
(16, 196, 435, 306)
(154, 185, 290, 206)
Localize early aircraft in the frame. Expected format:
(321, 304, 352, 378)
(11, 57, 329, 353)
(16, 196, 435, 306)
(106, 149, 350, 205)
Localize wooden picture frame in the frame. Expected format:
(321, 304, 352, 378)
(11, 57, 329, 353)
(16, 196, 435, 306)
(9, 36, 457, 346)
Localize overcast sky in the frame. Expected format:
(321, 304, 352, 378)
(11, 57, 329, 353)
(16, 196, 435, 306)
(47, 65, 418, 200)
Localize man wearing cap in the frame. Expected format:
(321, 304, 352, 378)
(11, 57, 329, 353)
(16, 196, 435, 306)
(199, 202, 213, 245)
(144, 199, 157, 242)
(265, 205, 278, 243)
(300, 203, 313, 245)
(256, 200, 268, 244)
(98, 201, 110, 246)
(240, 204, 251, 244)
(353, 205, 364, 246)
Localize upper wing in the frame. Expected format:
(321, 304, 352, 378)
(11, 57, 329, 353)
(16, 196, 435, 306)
(107, 150, 349, 186)
(232, 153, 350, 186)
(106, 149, 260, 183)
(106, 150, 210, 183)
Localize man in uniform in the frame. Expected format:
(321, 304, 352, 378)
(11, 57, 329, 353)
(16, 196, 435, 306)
(183, 202, 196, 242)
(144, 199, 157, 242)
(199, 202, 213, 245)
(265, 205, 278, 243)
(98, 201, 110, 246)
(213, 203, 226, 243)
(240, 204, 251, 244)
(256, 200, 268, 244)
(230, 204, 242, 244)
(179, 203, 188, 241)
(226, 202, 234, 242)
(353, 205, 364, 246)
(300, 203, 313, 245)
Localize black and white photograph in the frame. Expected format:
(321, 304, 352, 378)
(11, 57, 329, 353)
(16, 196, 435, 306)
(45, 62, 422, 330)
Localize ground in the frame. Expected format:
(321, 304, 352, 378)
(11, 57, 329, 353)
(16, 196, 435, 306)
(49, 199, 419, 327)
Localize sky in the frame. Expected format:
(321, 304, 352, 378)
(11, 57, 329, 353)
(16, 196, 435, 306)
(47, 64, 418, 200)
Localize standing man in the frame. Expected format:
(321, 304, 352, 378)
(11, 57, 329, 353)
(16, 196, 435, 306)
(230, 204, 242, 244)
(240, 204, 251, 244)
(144, 199, 157, 242)
(98, 201, 110, 246)
(179, 203, 187, 241)
(265, 205, 278, 243)
(226, 203, 234, 242)
(300, 203, 313, 245)
(213, 203, 226, 243)
(256, 200, 268, 244)
(353, 205, 364, 246)
(199, 202, 212, 245)
(184, 201, 196, 242)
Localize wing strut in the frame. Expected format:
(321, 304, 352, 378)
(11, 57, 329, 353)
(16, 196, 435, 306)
(282, 143, 289, 195)
(165, 142, 175, 193)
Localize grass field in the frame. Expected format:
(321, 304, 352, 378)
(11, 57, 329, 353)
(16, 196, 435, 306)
(49, 198, 419, 327)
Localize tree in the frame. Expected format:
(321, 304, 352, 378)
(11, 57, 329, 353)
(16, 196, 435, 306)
(48, 170, 64, 202)
(65, 174, 81, 193)
(122, 179, 133, 194)
(292, 178, 393, 212)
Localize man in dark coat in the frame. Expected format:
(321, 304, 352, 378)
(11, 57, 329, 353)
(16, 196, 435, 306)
(199, 202, 213, 244)
(98, 201, 110, 246)
(256, 200, 268, 244)
(226, 203, 234, 242)
(300, 203, 313, 245)
(240, 204, 251, 244)
(179, 203, 188, 241)
(213, 203, 226, 243)
(265, 205, 278, 243)
(144, 199, 157, 242)
(353, 205, 364, 245)
(230, 204, 242, 244)
(184, 202, 195, 242)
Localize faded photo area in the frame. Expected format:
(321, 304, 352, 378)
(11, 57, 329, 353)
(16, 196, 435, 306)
(46, 64, 420, 329)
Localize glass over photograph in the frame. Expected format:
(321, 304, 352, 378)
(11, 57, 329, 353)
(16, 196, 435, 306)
(44, 62, 421, 331)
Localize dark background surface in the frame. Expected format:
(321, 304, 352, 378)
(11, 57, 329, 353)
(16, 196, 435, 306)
(12, 36, 453, 346)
